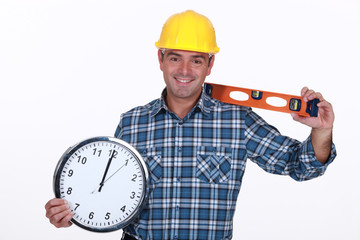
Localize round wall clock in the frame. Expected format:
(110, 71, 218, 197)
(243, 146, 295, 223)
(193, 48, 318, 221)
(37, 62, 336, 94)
(53, 136, 149, 232)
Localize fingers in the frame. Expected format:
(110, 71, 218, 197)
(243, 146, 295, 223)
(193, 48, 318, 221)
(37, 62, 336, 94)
(291, 112, 310, 125)
(45, 198, 73, 228)
(300, 86, 309, 98)
(45, 199, 69, 219)
(45, 198, 67, 210)
(50, 210, 73, 228)
(301, 86, 324, 102)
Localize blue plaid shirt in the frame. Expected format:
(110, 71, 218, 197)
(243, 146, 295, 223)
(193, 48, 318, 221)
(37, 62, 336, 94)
(114, 84, 336, 240)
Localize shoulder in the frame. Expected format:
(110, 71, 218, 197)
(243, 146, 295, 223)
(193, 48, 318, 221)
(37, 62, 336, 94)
(119, 99, 160, 125)
(204, 93, 250, 116)
(114, 98, 160, 138)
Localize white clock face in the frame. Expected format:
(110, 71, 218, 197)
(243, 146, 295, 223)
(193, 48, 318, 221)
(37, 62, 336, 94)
(54, 137, 148, 232)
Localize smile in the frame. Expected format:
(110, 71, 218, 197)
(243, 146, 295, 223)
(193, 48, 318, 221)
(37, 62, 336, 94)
(175, 77, 194, 83)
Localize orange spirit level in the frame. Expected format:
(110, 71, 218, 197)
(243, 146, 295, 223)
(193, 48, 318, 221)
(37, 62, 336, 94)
(205, 83, 319, 117)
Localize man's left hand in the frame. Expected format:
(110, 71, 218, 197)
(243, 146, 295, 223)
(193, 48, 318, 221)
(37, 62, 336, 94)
(291, 87, 334, 130)
(291, 87, 334, 163)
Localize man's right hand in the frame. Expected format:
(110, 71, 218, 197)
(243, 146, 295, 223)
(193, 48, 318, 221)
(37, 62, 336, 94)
(45, 198, 73, 228)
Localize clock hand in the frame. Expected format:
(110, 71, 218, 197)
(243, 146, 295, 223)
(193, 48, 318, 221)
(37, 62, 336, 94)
(103, 162, 127, 183)
(98, 150, 117, 192)
(90, 160, 127, 194)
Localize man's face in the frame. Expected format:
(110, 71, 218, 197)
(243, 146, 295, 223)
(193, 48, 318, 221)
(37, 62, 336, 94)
(158, 49, 214, 103)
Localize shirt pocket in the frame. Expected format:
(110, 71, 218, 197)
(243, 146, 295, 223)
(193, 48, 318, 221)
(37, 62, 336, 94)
(138, 147, 163, 185)
(196, 146, 233, 184)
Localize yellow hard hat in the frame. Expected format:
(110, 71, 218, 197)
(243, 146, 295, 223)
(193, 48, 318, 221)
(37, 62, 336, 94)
(155, 10, 220, 54)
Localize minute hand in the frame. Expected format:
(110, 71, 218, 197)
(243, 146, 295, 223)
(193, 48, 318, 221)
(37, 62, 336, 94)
(98, 150, 116, 192)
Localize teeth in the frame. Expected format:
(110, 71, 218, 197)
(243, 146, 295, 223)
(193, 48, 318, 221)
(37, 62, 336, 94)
(176, 78, 192, 83)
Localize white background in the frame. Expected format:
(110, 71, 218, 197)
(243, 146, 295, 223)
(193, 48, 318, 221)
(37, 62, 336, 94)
(1, 0, 359, 239)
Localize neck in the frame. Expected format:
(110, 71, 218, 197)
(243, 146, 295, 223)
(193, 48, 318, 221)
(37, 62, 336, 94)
(165, 92, 201, 119)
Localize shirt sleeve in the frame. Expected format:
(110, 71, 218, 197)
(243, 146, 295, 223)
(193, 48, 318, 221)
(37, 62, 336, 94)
(114, 114, 124, 139)
(244, 107, 336, 181)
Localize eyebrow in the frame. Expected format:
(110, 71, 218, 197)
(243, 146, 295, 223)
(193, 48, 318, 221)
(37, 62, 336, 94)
(166, 52, 206, 60)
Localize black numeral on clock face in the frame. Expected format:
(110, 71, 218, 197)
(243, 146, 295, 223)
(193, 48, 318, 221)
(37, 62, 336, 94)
(89, 212, 94, 219)
(130, 192, 135, 199)
(93, 148, 102, 157)
(77, 156, 87, 164)
(74, 203, 80, 210)
(68, 169, 74, 177)
(105, 212, 111, 220)
(121, 205, 126, 212)
(131, 174, 137, 182)
(109, 149, 118, 158)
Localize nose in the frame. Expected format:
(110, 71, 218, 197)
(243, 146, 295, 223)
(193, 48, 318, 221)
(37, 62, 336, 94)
(178, 60, 192, 76)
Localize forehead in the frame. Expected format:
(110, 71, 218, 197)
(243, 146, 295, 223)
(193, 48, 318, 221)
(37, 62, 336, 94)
(164, 49, 208, 59)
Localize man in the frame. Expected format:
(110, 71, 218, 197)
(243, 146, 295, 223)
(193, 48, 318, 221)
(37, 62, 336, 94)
(45, 10, 336, 240)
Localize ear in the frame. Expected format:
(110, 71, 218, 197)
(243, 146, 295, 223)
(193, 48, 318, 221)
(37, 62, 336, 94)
(158, 49, 164, 71)
(206, 55, 215, 76)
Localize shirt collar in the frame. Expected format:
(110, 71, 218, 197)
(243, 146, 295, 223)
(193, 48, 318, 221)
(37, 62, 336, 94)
(149, 85, 214, 119)
(149, 88, 168, 117)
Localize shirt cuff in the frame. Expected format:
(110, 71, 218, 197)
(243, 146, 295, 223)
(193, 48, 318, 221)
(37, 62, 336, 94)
(304, 135, 337, 168)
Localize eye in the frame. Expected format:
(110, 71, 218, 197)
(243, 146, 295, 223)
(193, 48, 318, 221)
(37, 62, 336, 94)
(192, 59, 204, 65)
(169, 57, 180, 62)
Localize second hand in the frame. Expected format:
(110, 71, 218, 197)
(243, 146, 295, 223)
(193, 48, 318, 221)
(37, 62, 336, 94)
(91, 159, 128, 194)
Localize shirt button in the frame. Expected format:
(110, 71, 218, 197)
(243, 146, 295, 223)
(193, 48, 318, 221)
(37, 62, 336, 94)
(178, 120, 183, 125)
(178, 147, 182, 151)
